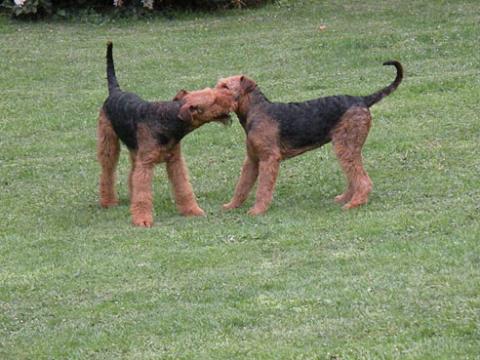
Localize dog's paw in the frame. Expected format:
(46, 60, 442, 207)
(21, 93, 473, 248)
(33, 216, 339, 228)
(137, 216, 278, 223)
(247, 206, 266, 216)
(342, 201, 365, 210)
(334, 193, 350, 204)
(182, 207, 206, 217)
(222, 202, 239, 211)
(132, 215, 154, 227)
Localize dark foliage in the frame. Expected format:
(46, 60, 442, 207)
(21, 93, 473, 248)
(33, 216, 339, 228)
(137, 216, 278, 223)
(1, 0, 270, 19)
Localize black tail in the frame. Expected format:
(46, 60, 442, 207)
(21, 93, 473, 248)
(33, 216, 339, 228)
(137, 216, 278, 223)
(363, 61, 403, 107)
(106, 41, 120, 94)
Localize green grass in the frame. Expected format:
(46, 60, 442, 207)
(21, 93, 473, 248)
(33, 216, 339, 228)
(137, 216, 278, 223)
(1, 1, 479, 358)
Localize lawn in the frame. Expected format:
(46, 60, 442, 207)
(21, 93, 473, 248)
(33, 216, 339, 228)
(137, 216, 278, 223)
(1, 0, 479, 358)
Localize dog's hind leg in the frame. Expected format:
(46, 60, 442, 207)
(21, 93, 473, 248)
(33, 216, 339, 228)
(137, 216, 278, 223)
(331, 107, 373, 209)
(97, 109, 120, 208)
(128, 150, 137, 202)
(130, 157, 155, 227)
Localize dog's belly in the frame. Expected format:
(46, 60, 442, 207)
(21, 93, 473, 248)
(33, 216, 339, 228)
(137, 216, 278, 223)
(280, 142, 323, 159)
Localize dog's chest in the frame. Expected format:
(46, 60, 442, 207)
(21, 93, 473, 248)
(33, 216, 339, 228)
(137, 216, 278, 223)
(149, 117, 190, 146)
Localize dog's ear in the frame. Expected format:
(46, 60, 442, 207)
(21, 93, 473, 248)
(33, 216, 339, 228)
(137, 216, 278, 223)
(178, 104, 199, 122)
(173, 89, 189, 101)
(240, 76, 256, 94)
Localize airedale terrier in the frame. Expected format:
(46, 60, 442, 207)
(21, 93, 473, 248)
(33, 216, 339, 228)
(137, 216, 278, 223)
(97, 42, 236, 227)
(216, 61, 403, 215)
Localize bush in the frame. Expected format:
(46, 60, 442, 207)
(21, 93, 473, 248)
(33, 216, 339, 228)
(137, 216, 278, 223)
(1, 0, 269, 19)
(2, 0, 52, 18)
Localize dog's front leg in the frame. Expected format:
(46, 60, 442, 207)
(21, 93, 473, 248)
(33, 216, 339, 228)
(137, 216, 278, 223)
(130, 161, 155, 227)
(166, 144, 205, 217)
(247, 155, 280, 216)
(223, 155, 259, 210)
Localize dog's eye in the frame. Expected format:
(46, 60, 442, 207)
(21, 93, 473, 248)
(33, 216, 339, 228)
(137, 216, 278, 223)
(220, 83, 229, 89)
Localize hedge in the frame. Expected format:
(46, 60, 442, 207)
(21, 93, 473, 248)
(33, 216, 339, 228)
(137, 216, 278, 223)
(1, 0, 269, 19)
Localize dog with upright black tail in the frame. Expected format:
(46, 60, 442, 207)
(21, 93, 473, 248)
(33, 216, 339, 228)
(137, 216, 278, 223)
(216, 61, 403, 215)
(97, 42, 236, 227)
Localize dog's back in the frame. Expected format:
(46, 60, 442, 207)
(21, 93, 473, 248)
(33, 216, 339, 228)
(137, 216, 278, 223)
(261, 95, 365, 149)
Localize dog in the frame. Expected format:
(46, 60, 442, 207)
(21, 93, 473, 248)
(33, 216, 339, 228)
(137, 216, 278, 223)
(97, 42, 236, 227)
(216, 61, 403, 215)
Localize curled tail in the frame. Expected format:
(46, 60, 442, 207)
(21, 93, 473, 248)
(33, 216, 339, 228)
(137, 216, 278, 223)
(363, 61, 403, 107)
(106, 41, 120, 94)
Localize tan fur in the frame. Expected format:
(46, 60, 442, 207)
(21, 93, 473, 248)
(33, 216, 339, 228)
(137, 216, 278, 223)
(128, 149, 137, 201)
(331, 107, 373, 209)
(165, 144, 205, 216)
(222, 155, 259, 210)
(223, 112, 282, 215)
(97, 109, 120, 208)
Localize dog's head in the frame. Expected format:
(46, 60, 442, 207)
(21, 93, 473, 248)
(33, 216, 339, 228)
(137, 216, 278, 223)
(215, 75, 257, 103)
(173, 87, 236, 127)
